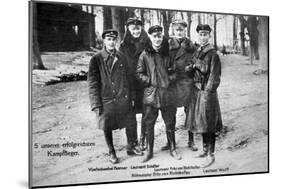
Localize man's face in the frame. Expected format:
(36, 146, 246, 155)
(103, 36, 117, 51)
(173, 25, 186, 39)
(128, 25, 142, 38)
(149, 32, 163, 47)
(198, 31, 210, 46)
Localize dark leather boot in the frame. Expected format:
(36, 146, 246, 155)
(142, 131, 154, 163)
(104, 130, 119, 164)
(193, 133, 208, 158)
(200, 133, 216, 167)
(139, 116, 147, 151)
(126, 122, 143, 156)
(200, 133, 215, 167)
(187, 131, 198, 151)
(139, 131, 147, 151)
(167, 130, 182, 160)
(160, 131, 170, 151)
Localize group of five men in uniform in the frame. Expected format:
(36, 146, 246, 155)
(88, 17, 222, 168)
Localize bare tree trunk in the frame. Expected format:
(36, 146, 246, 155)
(103, 7, 112, 30)
(155, 11, 159, 25)
(111, 7, 126, 39)
(247, 16, 259, 64)
(140, 9, 145, 23)
(89, 15, 96, 48)
(180, 12, 184, 20)
(238, 16, 247, 56)
(31, 2, 45, 70)
(127, 8, 135, 18)
(257, 17, 269, 72)
(233, 15, 238, 49)
(187, 12, 192, 38)
(148, 10, 153, 26)
(91, 6, 94, 15)
(213, 14, 218, 50)
(197, 13, 201, 25)
(161, 11, 171, 38)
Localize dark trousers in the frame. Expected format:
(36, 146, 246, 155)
(202, 132, 216, 155)
(142, 105, 177, 153)
(103, 115, 138, 154)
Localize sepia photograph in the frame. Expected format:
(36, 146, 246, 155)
(29, 0, 269, 188)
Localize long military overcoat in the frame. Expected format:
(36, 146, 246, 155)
(185, 44, 223, 133)
(169, 37, 196, 107)
(88, 48, 136, 131)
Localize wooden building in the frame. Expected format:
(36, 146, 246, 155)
(35, 3, 96, 51)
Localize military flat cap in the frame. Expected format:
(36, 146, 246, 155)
(196, 24, 212, 33)
(102, 29, 118, 39)
(148, 25, 163, 34)
(126, 18, 143, 26)
(172, 19, 188, 27)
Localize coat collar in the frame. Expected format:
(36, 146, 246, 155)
(100, 47, 121, 73)
(121, 29, 150, 48)
(195, 43, 216, 59)
(120, 30, 150, 58)
(169, 37, 194, 52)
(101, 47, 117, 61)
(145, 37, 170, 56)
(199, 43, 215, 54)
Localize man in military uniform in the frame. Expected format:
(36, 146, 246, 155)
(161, 19, 198, 152)
(88, 29, 143, 164)
(119, 18, 150, 151)
(136, 25, 181, 163)
(185, 24, 223, 168)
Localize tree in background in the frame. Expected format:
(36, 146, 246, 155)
(32, 3, 45, 70)
(247, 16, 259, 64)
(103, 7, 112, 30)
(111, 7, 125, 39)
(255, 16, 268, 74)
(233, 15, 238, 51)
(161, 10, 172, 38)
(238, 15, 247, 56)
(186, 12, 192, 38)
(213, 14, 224, 50)
(198, 13, 201, 25)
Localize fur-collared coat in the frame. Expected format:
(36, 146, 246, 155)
(185, 44, 223, 133)
(169, 37, 196, 107)
(119, 30, 150, 113)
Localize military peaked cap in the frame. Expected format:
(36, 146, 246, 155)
(148, 25, 163, 34)
(172, 19, 188, 27)
(126, 18, 143, 26)
(102, 29, 118, 39)
(196, 24, 212, 33)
